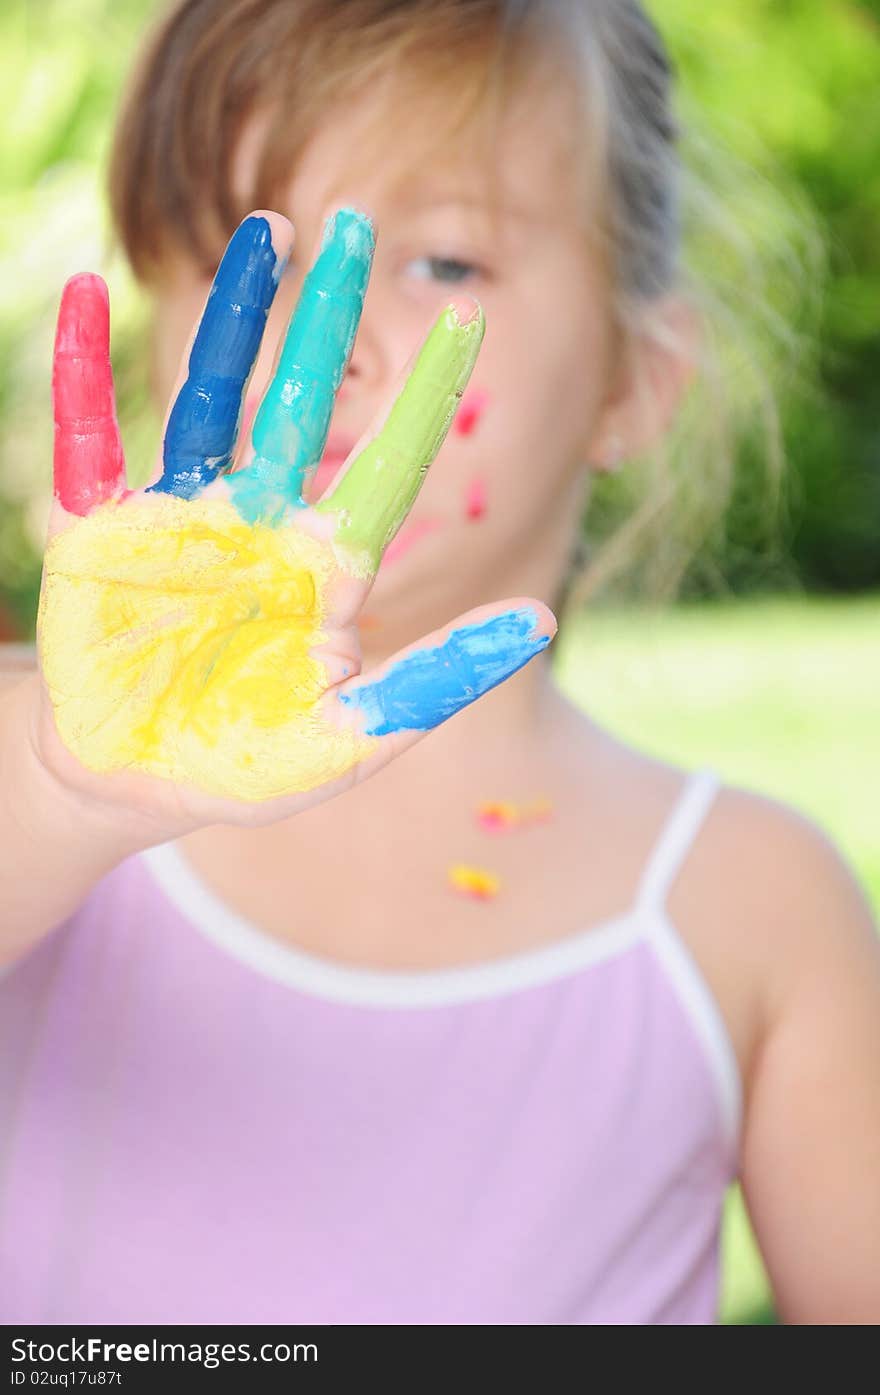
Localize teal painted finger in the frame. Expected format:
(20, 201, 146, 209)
(229, 208, 374, 525)
(338, 608, 550, 735)
(314, 302, 485, 576)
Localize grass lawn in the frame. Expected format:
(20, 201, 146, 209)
(551, 593, 880, 1325)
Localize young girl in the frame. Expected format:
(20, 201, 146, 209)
(1, 0, 878, 1325)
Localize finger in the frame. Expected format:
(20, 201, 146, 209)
(229, 207, 374, 524)
(313, 297, 484, 578)
(147, 212, 292, 501)
(334, 599, 555, 742)
(52, 274, 125, 517)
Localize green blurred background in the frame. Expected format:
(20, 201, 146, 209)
(1, 0, 878, 1325)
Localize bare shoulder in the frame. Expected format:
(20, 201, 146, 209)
(692, 785, 880, 1321)
(691, 782, 874, 971)
(666, 775, 879, 1074)
(550, 701, 877, 1000)
(570, 708, 880, 1091)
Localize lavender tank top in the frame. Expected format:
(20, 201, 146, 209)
(0, 768, 741, 1324)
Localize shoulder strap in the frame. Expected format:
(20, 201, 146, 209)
(636, 768, 721, 914)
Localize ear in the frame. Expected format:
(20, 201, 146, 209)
(586, 296, 701, 472)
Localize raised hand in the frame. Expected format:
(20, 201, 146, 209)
(36, 209, 555, 831)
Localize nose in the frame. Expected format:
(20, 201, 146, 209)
(338, 279, 459, 413)
(335, 282, 390, 404)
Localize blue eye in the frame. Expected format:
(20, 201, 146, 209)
(407, 256, 478, 284)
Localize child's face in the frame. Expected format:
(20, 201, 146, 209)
(152, 75, 621, 645)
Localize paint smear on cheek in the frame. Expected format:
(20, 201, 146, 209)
(448, 864, 500, 900)
(380, 518, 444, 567)
(454, 389, 489, 438)
(241, 396, 260, 439)
(454, 389, 489, 520)
(465, 476, 488, 520)
(37, 495, 377, 800)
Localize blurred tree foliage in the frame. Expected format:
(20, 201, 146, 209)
(0, 0, 878, 636)
(660, 0, 880, 594)
(0, 0, 159, 637)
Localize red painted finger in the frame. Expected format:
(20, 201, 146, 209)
(53, 273, 126, 516)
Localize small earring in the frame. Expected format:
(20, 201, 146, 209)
(599, 433, 625, 474)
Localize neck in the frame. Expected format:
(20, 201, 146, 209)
(363, 648, 558, 803)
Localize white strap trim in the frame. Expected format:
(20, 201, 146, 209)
(637, 768, 721, 913)
(650, 908, 743, 1164)
(636, 768, 742, 1165)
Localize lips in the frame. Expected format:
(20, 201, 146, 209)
(240, 395, 261, 441)
(381, 517, 443, 566)
(239, 400, 354, 491)
(238, 403, 443, 557)
(307, 431, 444, 558)
(302, 431, 358, 504)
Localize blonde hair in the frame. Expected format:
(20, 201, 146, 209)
(108, 0, 818, 608)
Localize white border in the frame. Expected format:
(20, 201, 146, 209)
(139, 841, 645, 1010)
(650, 907, 743, 1164)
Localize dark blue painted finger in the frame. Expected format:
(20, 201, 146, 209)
(148, 215, 283, 500)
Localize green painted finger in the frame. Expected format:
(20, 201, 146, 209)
(314, 302, 485, 576)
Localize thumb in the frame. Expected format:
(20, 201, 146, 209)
(327, 598, 556, 769)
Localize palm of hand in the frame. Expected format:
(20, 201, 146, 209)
(41, 491, 372, 801)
